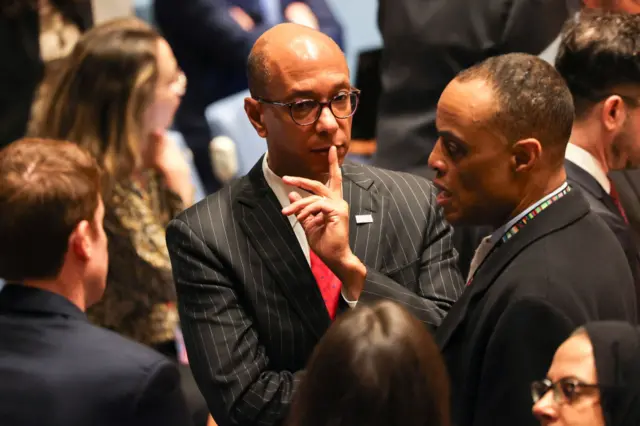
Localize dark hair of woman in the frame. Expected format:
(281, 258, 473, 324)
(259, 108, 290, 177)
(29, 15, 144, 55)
(583, 321, 640, 426)
(287, 300, 451, 426)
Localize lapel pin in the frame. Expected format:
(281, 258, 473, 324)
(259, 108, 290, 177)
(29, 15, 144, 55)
(355, 214, 373, 224)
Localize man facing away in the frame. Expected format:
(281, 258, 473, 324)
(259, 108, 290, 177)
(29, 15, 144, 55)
(0, 138, 192, 426)
(166, 23, 463, 426)
(431, 53, 637, 426)
(556, 11, 640, 305)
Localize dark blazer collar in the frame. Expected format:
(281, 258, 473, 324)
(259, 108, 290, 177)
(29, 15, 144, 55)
(565, 160, 622, 218)
(236, 157, 330, 338)
(565, 159, 608, 200)
(0, 284, 86, 321)
(437, 189, 591, 348)
(234, 157, 380, 338)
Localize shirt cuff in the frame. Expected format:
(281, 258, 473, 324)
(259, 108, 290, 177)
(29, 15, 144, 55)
(341, 288, 358, 308)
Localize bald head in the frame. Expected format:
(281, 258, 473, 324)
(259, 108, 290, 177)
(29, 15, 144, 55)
(247, 23, 346, 98)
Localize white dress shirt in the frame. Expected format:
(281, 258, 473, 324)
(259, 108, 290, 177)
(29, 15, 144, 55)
(565, 142, 611, 194)
(262, 154, 357, 308)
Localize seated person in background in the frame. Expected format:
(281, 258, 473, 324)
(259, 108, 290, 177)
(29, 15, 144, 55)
(166, 23, 463, 426)
(0, 138, 192, 426)
(0, 0, 93, 149)
(153, 0, 344, 194)
(533, 321, 640, 426)
(32, 17, 210, 426)
(432, 52, 637, 426)
(556, 11, 640, 303)
(287, 300, 451, 426)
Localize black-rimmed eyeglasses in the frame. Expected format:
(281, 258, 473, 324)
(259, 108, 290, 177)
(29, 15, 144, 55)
(254, 89, 360, 126)
(531, 377, 601, 404)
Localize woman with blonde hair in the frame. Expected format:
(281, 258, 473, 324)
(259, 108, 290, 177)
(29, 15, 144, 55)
(33, 17, 211, 426)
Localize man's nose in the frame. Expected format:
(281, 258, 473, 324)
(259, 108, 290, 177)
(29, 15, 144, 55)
(315, 105, 339, 133)
(428, 141, 446, 175)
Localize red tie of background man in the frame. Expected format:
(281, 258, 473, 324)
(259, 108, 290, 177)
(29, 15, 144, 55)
(309, 250, 342, 319)
(609, 179, 629, 224)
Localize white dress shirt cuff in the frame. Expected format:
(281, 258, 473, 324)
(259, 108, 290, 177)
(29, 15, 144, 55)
(341, 289, 358, 308)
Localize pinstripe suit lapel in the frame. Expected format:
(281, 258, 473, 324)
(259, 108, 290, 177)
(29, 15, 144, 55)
(237, 161, 330, 339)
(343, 165, 386, 271)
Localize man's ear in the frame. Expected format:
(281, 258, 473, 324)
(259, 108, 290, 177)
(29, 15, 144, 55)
(244, 97, 268, 138)
(511, 138, 542, 173)
(602, 95, 627, 133)
(69, 220, 92, 261)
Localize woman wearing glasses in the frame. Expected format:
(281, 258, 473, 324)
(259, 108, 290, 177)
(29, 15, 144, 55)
(32, 17, 213, 426)
(532, 321, 640, 426)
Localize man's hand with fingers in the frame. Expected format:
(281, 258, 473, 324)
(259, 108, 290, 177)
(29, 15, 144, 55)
(282, 146, 367, 301)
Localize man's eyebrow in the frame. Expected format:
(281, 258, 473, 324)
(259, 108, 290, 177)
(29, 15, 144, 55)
(437, 130, 468, 146)
(285, 82, 351, 101)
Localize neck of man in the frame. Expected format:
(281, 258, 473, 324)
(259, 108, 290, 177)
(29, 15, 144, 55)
(23, 271, 88, 312)
(499, 166, 567, 229)
(569, 120, 611, 174)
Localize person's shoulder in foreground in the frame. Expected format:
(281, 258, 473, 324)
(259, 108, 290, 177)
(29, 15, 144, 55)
(0, 137, 192, 426)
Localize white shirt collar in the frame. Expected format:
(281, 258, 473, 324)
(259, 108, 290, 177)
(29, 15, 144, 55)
(261, 152, 312, 209)
(565, 142, 611, 194)
(261, 152, 313, 265)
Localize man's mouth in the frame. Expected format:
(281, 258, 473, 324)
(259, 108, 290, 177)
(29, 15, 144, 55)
(310, 145, 345, 154)
(433, 181, 453, 205)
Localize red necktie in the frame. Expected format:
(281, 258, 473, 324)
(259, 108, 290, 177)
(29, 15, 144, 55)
(309, 250, 342, 319)
(609, 179, 629, 224)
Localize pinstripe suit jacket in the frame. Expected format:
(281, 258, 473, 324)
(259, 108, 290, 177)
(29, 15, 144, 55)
(166, 158, 464, 426)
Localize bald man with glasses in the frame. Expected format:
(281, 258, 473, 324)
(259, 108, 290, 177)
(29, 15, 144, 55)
(165, 23, 463, 426)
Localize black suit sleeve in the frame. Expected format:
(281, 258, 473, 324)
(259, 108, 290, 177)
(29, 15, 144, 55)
(472, 298, 574, 426)
(166, 218, 303, 426)
(602, 214, 640, 312)
(134, 359, 193, 426)
(359, 183, 464, 328)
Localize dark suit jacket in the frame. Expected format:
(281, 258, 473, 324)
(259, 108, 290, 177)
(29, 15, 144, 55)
(154, 0, 343, 106)
(565, 160, 640, 306)
(166, 159, 464, 426)
(0, 284, 192, 426)
(373, 0, 576, 177)
(611, 169, 640, 247)
(0, 1, 92, 148)
(436, 189, 637, 426)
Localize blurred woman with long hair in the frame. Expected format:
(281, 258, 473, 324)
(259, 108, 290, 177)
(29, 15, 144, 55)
(33, 17, 211, 426)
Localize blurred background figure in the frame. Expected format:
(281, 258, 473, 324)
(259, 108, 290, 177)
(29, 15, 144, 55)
(0, 138, 192, 426)
(556, 11, 640, 308)
(287, 300, 451, 426)
(0, 0, 93, 149)
(153, 0, 344, 194)
(373, 0, 580, 179)
(533, 321, 640, 426)
(31, 17, 212, 426)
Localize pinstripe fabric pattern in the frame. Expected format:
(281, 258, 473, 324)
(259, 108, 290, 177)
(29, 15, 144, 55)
(166, 158, 464, 426)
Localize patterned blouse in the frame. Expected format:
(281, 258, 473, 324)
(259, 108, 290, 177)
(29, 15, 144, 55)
(87, 170, 184, 347)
